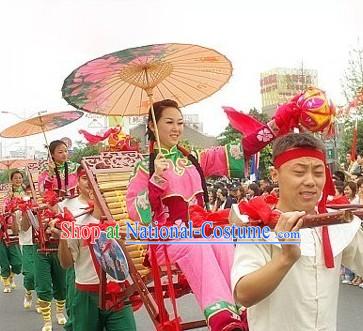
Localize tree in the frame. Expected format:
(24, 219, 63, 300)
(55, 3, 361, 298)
(69, 141, 103, 163)
(337, 45, 363, 163)
(341, 46, 363, 112)
(217, 108, 271, 179)
(0, 170, 11, 184)
(338, 118, 363, 163)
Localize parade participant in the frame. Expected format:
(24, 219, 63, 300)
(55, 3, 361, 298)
(53, 182, 137, 331)
(126, 99, 253, 331)
(38, 140, 79, 198)
(0, 170, 23, 293)
(23, 141, 77, 330)
(16, 183, 36, 308)
(57, 165, 91, 331)
(232, 133, 363, 331)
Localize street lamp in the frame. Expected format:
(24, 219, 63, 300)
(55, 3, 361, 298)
(0, 110, 47, 158)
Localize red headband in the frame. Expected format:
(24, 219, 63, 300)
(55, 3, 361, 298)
(77, 169, 86, 178)
(273, 148, 326, 169)
(273, 147, 335, 269)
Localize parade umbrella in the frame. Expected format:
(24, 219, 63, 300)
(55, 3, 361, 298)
(0, 111, 84, 154)
(62, 43, 232, 149)
(0, 159, 32, 170)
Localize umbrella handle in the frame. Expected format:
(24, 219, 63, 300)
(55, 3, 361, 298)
(147, 93, 162, 152)
(38, 113, 52, 160)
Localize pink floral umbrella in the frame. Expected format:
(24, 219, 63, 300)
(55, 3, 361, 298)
(0, 111, 83, 156)
(62, 43, 232, 149)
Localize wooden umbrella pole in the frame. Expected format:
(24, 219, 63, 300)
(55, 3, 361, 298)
(144, 69, 162, 152)
(148, 94, 162, 152)
(38, 113, 52, 160)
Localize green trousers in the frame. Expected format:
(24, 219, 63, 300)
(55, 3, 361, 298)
(0, 240, 22, 278)
(72, 288, 136, 331)
(64, 267, 76, 331)
(22, 245, 35, 291)
(33, 245, 66, 302)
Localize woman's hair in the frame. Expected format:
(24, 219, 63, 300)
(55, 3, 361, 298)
(238, 185, 246, 199)
(333, 170, 345, 182)
(265, 184, 278, 194)
(219, 188, 228, 198)
(147, 99, 209, 209)
(248, 183, 261, 196)
(10, 170, 23, 180)
(272, 132, 326, 161)
(49, 140, 68, 191)
(208, 188, 217, 204)
(334, 180, 344, 195)
(344, 181, 357, 197)
(76, 165, 84, 177)
(49, 140, 67, 156)
(146, 99, 181, 141)
(356, 178, 363, 190)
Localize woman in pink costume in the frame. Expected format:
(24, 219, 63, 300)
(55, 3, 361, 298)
(38, 140, 79, 198)
(126, 99, 285, 331)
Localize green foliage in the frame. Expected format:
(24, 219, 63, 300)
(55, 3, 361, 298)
(335, 45, 363, 165)
(217, 124, 240, 146)
(69, 141, 103, 163)
(248, 107, 269, 123)
(337, 118, 363, 163)
(0, 169, 11, 184)
(259, 144, 273, 179)
(341, 46, 363, 113)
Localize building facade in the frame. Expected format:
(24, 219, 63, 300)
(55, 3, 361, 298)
(260, 67, 318, 118)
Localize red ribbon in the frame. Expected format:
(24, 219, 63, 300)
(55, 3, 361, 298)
(43, 190, 59, 206)
(238, 196, 280, 227)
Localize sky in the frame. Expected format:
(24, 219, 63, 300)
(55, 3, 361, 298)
(0, 0, 362, 154)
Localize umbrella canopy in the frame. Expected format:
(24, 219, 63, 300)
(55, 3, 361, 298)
(0, 159, 32, 170)
(0, 110, 84, 138)
(62, 43, 232, 116)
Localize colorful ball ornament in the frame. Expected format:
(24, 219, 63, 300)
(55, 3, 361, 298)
(297, 86, 335, 132)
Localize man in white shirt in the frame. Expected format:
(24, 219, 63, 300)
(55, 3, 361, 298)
(232, 133, 363, 331)
(54, 176, 136, 331)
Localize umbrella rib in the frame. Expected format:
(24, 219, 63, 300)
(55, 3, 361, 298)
(155, 84, 168, 101)
(166, 75, 215, 97)
(110, 80, 140, 116)
(172, 64, 232, 71)
(157, 44, 197, 61)
(83, 72, 144, 111)
(137, 85, 145, 116)
(156, 82, 184, 106)
(171, 72, 219, 88)
(161, 78, 198, 103)
(82, 78, 130, 105)
(162, 50, 225, 63)
(107, 68, 146, 115)
(172, 69, 228, 82)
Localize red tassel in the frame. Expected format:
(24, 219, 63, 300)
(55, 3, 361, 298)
(322, 226, 334, 268)
(318, 166, 335, 268)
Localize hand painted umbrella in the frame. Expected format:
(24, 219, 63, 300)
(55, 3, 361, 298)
(0, 111, 84, 154)
(62, 43, 232, 149)
(0, 159, 32, 170)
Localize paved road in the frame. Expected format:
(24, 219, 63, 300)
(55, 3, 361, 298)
(0, 276, 362, 331)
